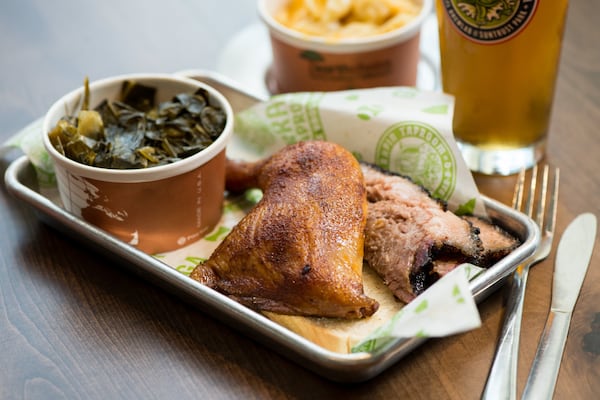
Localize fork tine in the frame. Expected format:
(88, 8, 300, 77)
(524, 164, 538, 218)
(512, 168, 526, 210)
(545, 168, 560, 234)
(535, 165, 549, 227)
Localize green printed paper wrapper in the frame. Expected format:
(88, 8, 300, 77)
(1, 86, 485, 354)
(230, 87, 486, 216)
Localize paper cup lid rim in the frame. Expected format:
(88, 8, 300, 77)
(42, 73, 234, 183)
(258, 0, 432, 53)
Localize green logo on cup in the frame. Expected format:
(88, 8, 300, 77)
(442, 0, 538, 43)
(375, 121, 456, 201)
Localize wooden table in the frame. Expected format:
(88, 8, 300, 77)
(1, 1, 599, 398)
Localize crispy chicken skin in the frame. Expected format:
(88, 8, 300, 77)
(190, 141, 379, 319)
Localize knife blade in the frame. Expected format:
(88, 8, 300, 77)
(522, 212, 597, 400)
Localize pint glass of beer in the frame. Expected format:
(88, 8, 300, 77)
(436, 0, 569, 175)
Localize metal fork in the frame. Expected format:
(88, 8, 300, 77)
(481, 165, 559, 400)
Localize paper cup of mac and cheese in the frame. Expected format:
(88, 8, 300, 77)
(258, 0, 431, 93)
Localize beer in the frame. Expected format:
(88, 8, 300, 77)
(436, 0, 569, 174)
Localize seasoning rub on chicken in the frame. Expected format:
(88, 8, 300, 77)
(190, 141, 379, 319)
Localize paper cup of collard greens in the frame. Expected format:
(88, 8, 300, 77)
(42, 74, 234, 254)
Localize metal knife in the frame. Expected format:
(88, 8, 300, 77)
(522, 212, 597, 400)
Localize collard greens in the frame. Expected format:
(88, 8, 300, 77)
(48, 79, 226, 169)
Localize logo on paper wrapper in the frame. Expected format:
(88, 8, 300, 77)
(375, 122, 456, 201)
(441, 0, 538, 43)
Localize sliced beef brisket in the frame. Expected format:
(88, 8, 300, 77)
(361, 164, 484, 303)
(361, 164, 519, 303)
(462, 215, 520, 267)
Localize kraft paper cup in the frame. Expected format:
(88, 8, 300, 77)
(42, 73, 234, 254)
(258, 0, 432, 93)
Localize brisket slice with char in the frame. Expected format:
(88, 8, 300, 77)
(361, 164, 518, 303)
(462, 215, 520, 266)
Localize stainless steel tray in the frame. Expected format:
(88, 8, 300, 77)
(3, 70, 540, 382)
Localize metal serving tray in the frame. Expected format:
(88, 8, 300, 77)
(3, 71, 540, 382)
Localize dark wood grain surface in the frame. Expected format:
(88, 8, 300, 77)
(1, 1, 599, 399)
